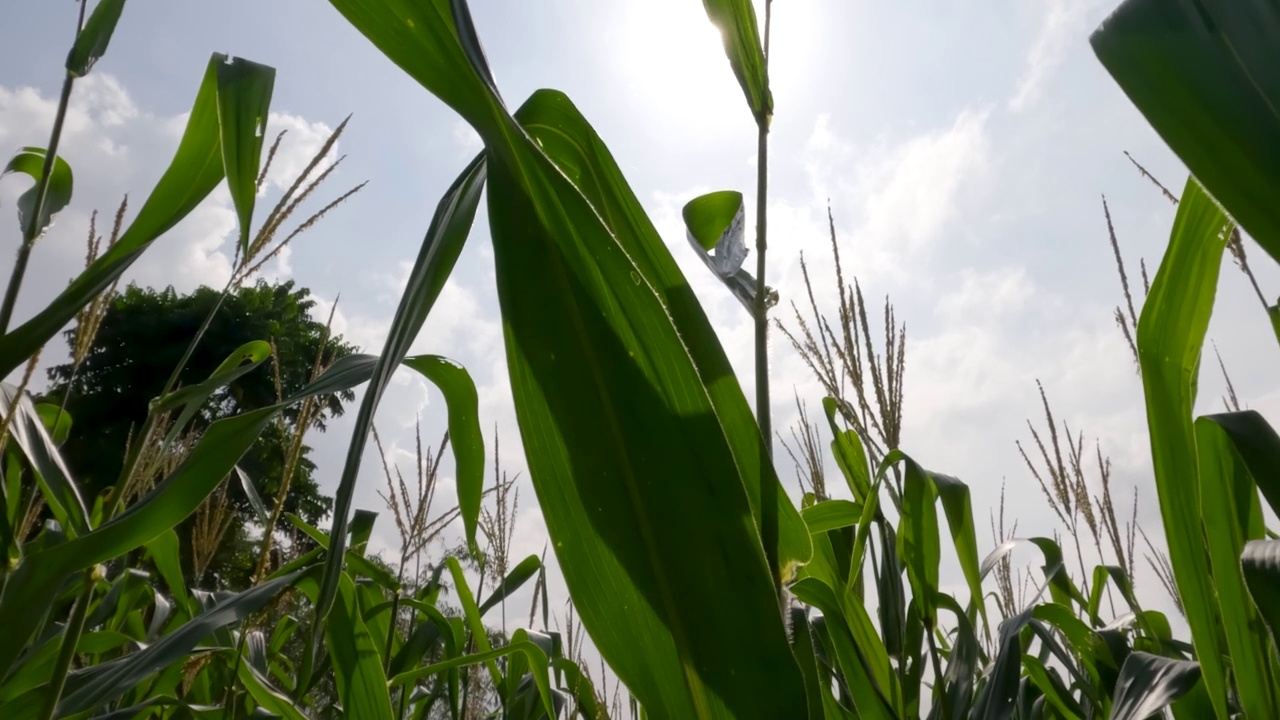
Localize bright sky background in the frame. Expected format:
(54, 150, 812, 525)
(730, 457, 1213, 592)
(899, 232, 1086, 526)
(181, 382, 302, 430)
(5, 0, 1280, 661)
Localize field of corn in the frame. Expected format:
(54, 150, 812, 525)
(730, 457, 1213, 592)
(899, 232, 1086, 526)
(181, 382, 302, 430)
(2, 0, 1280, 718)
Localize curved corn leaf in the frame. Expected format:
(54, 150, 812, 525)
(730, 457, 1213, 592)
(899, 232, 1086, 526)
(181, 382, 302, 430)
(1, 147, 73, 240)
(66, 0, 127, 77)
(1091, 0, 1280, 260)
(697, 0, 772, 122)
(478, 553, 540, 616)
(510, 89, 811, 576)
(681, 190, 766, 312)
(214, 54, 275, 255)
(1108, 652, 1201, 720)
(1133, 175, 1232, 718)
(402, 354, 484, 552)
(1194, 416, 1276, 719)
(0, 54, 265, 378)
(306, 152, 485, 685)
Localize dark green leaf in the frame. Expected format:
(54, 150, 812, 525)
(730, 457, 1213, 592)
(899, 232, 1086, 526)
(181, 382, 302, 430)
(402, 355, 483, 552)
(2, 147, 73, 240)
(511, 89, 811, 576)
(1108, 652, 1201, 720)
(331, 3, 807, 716)
(214, 54, 275, 256)
(1091, 0, 1280, 260)
(822, 397, 871, 502)
(66, 0, 127, 76)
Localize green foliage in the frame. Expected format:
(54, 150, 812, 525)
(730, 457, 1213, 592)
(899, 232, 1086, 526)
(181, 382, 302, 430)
(2, 0, 1280, 718)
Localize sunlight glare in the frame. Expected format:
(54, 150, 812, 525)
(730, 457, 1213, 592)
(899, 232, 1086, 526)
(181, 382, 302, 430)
(615, 0, 747, 135)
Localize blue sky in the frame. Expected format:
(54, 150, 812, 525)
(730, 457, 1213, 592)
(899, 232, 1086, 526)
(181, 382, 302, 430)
(5, 0, 1280, 645)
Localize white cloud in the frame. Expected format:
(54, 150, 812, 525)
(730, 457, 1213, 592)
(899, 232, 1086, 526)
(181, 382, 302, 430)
(1010, 0, 1103, 113)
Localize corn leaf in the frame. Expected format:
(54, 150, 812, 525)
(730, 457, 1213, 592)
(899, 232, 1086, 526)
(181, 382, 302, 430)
(66, 0, 127, 76)
(1, 147, 73, 241)
(402, 354, 484, 552)
(1193, 416, 1276, 719)
(325, 573, 395, 720)
(0, 54, 245, 377)
(697, 0, 772, 122)
(681, 190, 762, 312)
(1242, 540, 1280, 649)
(1108, 652, 1202, 720)
(801, 499, 864, 534)
(306, 153, 485, 682)
(0, 383, 88, 536)
(1133, 175, 1232, 717)
(214, 54, 274, 256)
(328, 3, 809, 715)
(511, 90, 811, 577)
(1091, 0, 1280, 260)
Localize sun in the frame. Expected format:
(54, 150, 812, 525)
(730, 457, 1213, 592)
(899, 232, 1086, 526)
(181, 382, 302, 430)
(614, 0, 749, 135)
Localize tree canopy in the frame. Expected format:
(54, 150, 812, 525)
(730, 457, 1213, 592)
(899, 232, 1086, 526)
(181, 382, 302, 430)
(43, 279, 357, 585)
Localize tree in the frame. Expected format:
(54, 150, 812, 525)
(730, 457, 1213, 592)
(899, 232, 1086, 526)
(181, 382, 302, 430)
(43, 279, 357, 586)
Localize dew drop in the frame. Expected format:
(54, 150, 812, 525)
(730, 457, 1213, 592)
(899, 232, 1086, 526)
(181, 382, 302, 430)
(630, 270, 641, 285)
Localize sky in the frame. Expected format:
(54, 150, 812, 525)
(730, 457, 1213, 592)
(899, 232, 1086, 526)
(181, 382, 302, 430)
(4, 0, 1280, 669)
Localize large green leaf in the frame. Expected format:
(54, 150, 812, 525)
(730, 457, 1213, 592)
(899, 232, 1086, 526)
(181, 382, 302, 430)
(65, 0, 127, 77)
(329, 2, 807, 716)
(697, 0, 773, 122)
(1091, 0, 1280, 261)
(477, 553, 540, 616)
(1194, 416, 1277, 719)
(0, 54, 263, 378)
(214, 55, 275, 256)
(1108, 652, 1202, 720)
(790, 578, 896, 720)
(306, 154, 485, 682)
(1133, 175, 1231, 717)
(1, 147, 73, 241)
(401, 354, 483, 552)
(510, 90, 811, 577)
